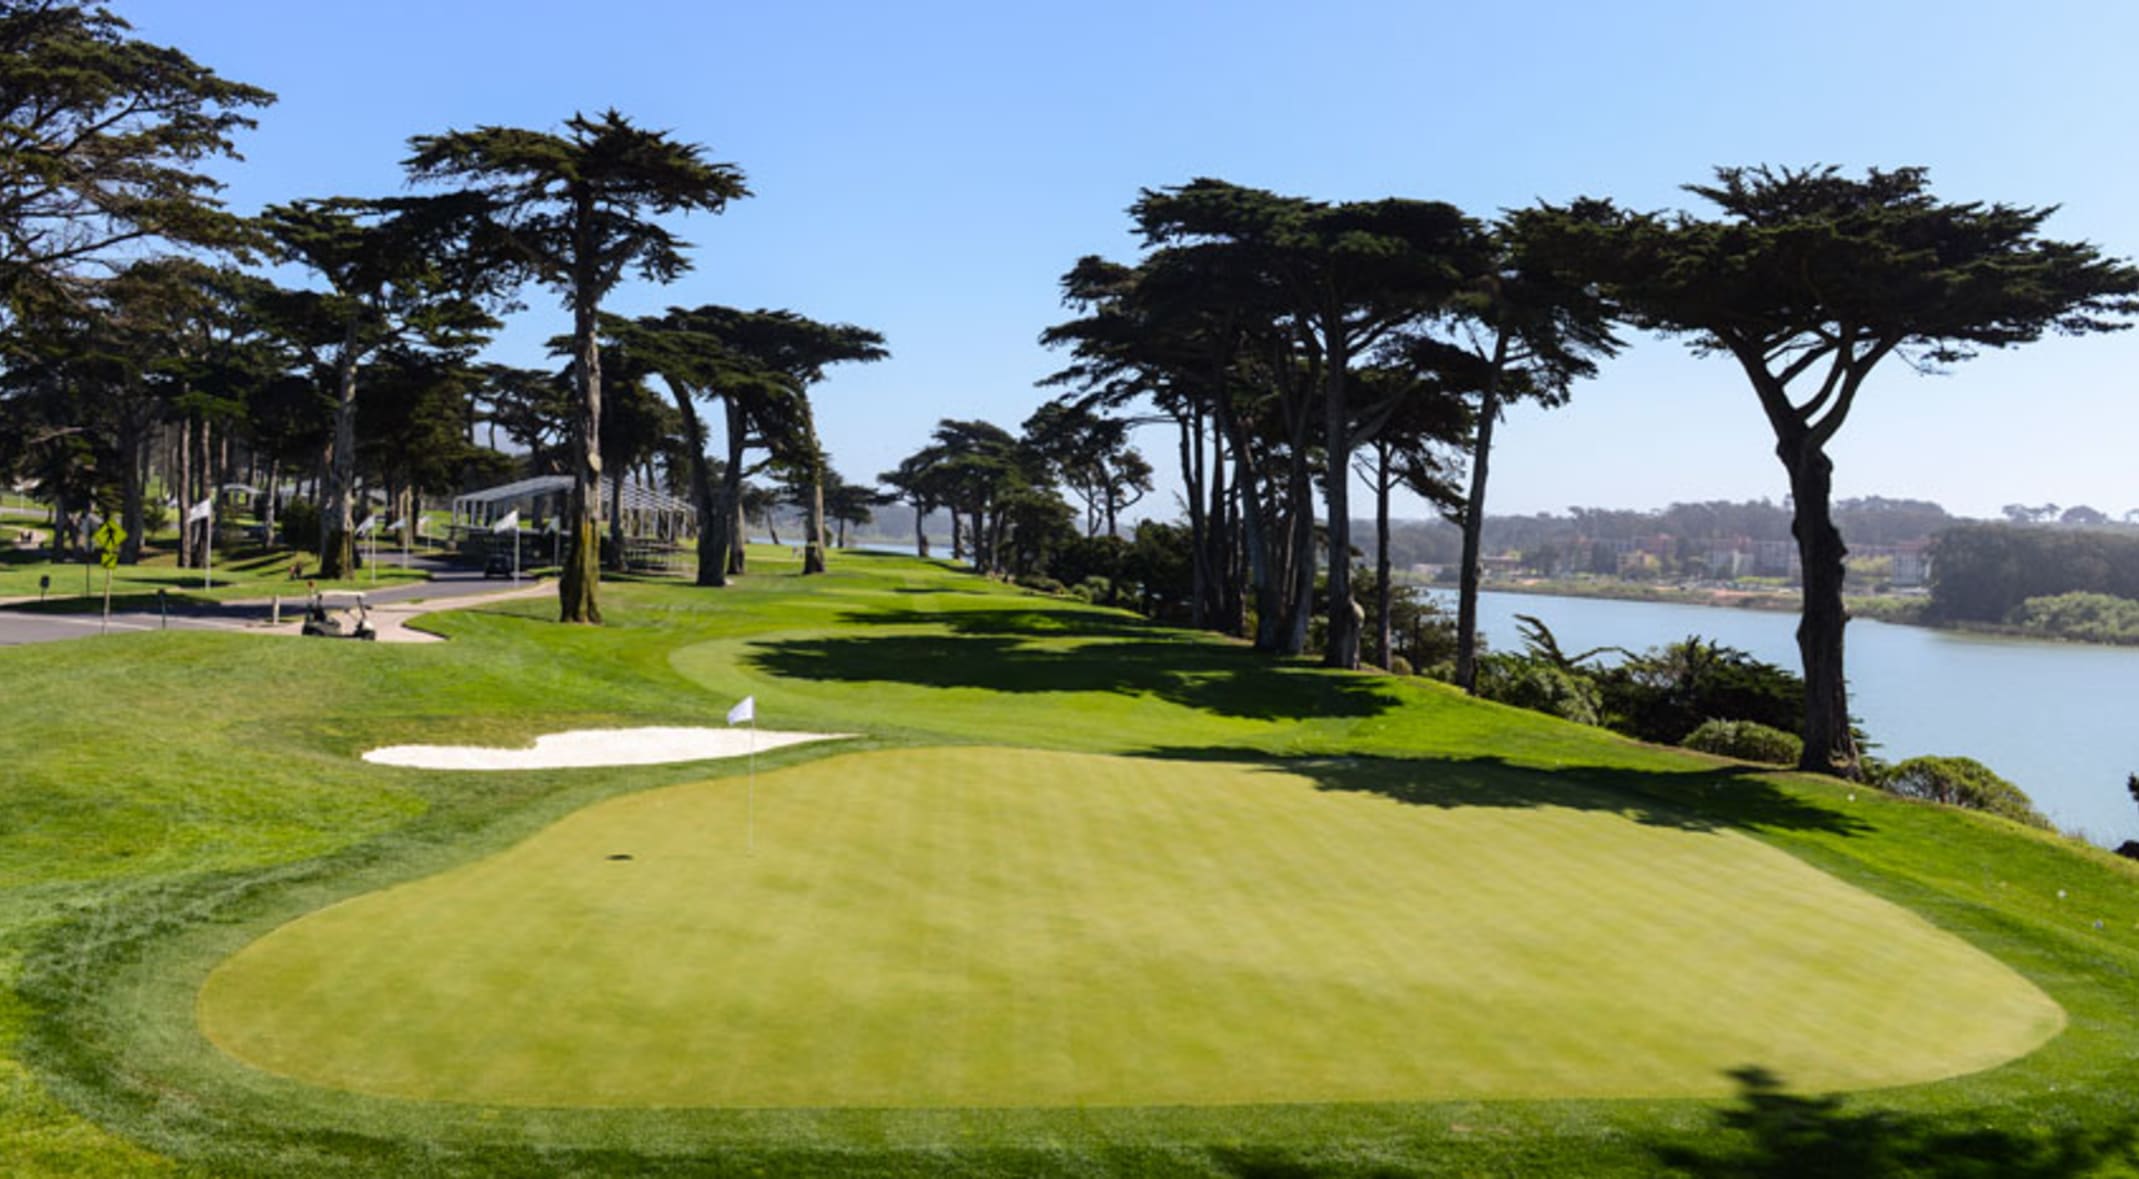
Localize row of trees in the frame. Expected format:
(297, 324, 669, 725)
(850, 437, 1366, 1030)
(878, 403, 1153, 579)
(0, 3, 891, 624)
(1023, 167, 2137, 777)
(1373, 496, 1958, 571)
(1928, 524, 2139, 624)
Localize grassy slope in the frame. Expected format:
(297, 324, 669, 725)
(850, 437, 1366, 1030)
(1, 549, 2137, 1176)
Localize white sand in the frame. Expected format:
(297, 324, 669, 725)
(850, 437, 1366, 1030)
(361, 726, 848, 771)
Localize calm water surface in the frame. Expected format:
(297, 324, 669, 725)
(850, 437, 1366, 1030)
(1439, 590, 2139, 846)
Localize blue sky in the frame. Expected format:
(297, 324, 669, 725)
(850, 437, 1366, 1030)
(130, 1, 2139, 522)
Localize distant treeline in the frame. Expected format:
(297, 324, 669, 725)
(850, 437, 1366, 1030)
(1929, 524, 2139, 623)
(1374, 497, 1954, 569)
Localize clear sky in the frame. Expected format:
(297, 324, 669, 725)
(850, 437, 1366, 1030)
(128, 0, 2139, 523)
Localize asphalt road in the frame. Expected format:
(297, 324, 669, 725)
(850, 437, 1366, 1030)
(0, 557, 540, 647)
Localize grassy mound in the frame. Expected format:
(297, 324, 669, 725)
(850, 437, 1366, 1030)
(2, 549, 2137, 1176)
(201, 746, 2056, 1107)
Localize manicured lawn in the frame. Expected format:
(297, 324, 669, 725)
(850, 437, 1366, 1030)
(4, 548, 2139, 1176)
(0, 543, 426, 606)
(200, 746, 2057, 1108)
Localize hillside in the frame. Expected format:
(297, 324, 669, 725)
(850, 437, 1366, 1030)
(2, 549, 2137, 1176)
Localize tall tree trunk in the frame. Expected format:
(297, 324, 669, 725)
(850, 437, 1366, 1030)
(1181, 415, 1206, 629)
(913, 499, 930, 559)
(557, 283, 604, 624)
(1282, 442, 1315, 657)
(196, 417, 214, 572)
(1322, 325, 1360, 670)
(949, 506, 963, 563)
(1374, 442, 1393, 671)
(175, 416, 193, 568)
(723, 398, 748, 575)
(1455, 330, 1510, 693)
(1216, 404, 1279, 653)
(660, 376, 725, 587)
(262, 456, 280, 548)
(319, 324, 360, 579)
(118, 403, 145, 564)
(1782, 437, 1859, 776)
(1205, 412, 1232, 631)
(608, 463, 626, 571)
(802, 467, 828, 574)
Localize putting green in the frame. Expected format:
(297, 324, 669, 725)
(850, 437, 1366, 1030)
(199, 748, 2061, 1108)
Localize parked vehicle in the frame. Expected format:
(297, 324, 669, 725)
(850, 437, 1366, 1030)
(301, 590, 376, 640)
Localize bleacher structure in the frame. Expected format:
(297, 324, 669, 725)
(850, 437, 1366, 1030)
(448, 475, 696, 572)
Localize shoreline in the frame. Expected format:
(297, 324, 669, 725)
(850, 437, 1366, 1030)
(1461, 579, 2139, 648)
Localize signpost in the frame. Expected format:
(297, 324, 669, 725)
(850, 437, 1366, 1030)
(92, 519, 124, 634)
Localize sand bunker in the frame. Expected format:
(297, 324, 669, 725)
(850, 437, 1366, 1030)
(362, 726, 847, 771)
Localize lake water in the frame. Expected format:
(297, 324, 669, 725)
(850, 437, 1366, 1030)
(1436, 590, 2139, 846)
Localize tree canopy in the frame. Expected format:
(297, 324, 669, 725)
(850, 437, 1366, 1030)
(0, 1, 272, 315)
(405, 110, 749, 622)
(1552, 165, 2139, 774)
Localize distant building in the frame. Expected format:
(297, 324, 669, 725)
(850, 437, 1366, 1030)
(1891, 540, 1932, 588)
(1704, 546, 1754, 579)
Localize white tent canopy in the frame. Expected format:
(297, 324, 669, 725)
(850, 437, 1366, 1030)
(449, 475, 695, 543)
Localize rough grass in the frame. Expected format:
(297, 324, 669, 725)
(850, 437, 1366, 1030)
(3, 548, 2139, 1176)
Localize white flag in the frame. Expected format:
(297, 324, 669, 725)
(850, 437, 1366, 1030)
(726, 696, 755, 726)
(186, 497, 214, 523)
(355, 514, 377, 535)
(491, 509, 520, 534)
(388, 518, 406, 532)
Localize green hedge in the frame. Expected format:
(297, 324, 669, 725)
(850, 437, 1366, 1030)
(1879, 755, 2051, 830)
(1680, 719, 1803, 765)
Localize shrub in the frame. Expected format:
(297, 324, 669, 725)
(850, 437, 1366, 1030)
(1681, 719, 1803, 765)
(1595, 637, 1803, 746)
(278, 499, 321, 551)
(1387, 654, 1414, 677)
(1067, 576, 1112, 604)
(1881, 755, 2051, 829)
(1473, 653, 1601, 726)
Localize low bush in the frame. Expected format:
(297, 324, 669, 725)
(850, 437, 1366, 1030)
(278, 499, 321, 551)
(1473, 653, 1601, 727)
(1681, 719, 1803, 765)
(1594, 637, 1803, 746)
(1881, 755, 2052, 829)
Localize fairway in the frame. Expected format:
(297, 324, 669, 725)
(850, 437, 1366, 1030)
(198, 746, 2061, 1108)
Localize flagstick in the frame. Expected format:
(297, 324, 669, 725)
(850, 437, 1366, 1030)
(747, 714, 757, 854)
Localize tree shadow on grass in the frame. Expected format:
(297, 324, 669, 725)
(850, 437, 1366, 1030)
(1650, 1067, 2139, 1178)
(835, 604, 1172, 641)
(1138, 748, 1868, 838)
(1202, 1067, 2136, 1178)
(746, 631, 1398, 722)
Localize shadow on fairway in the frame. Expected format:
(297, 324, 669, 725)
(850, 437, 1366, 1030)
(837, 604, 1169, 641)
(1646, 1066, 2139, 1178)
(1139, 747, 1869, 838)
(748, 631, 1397, 721)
